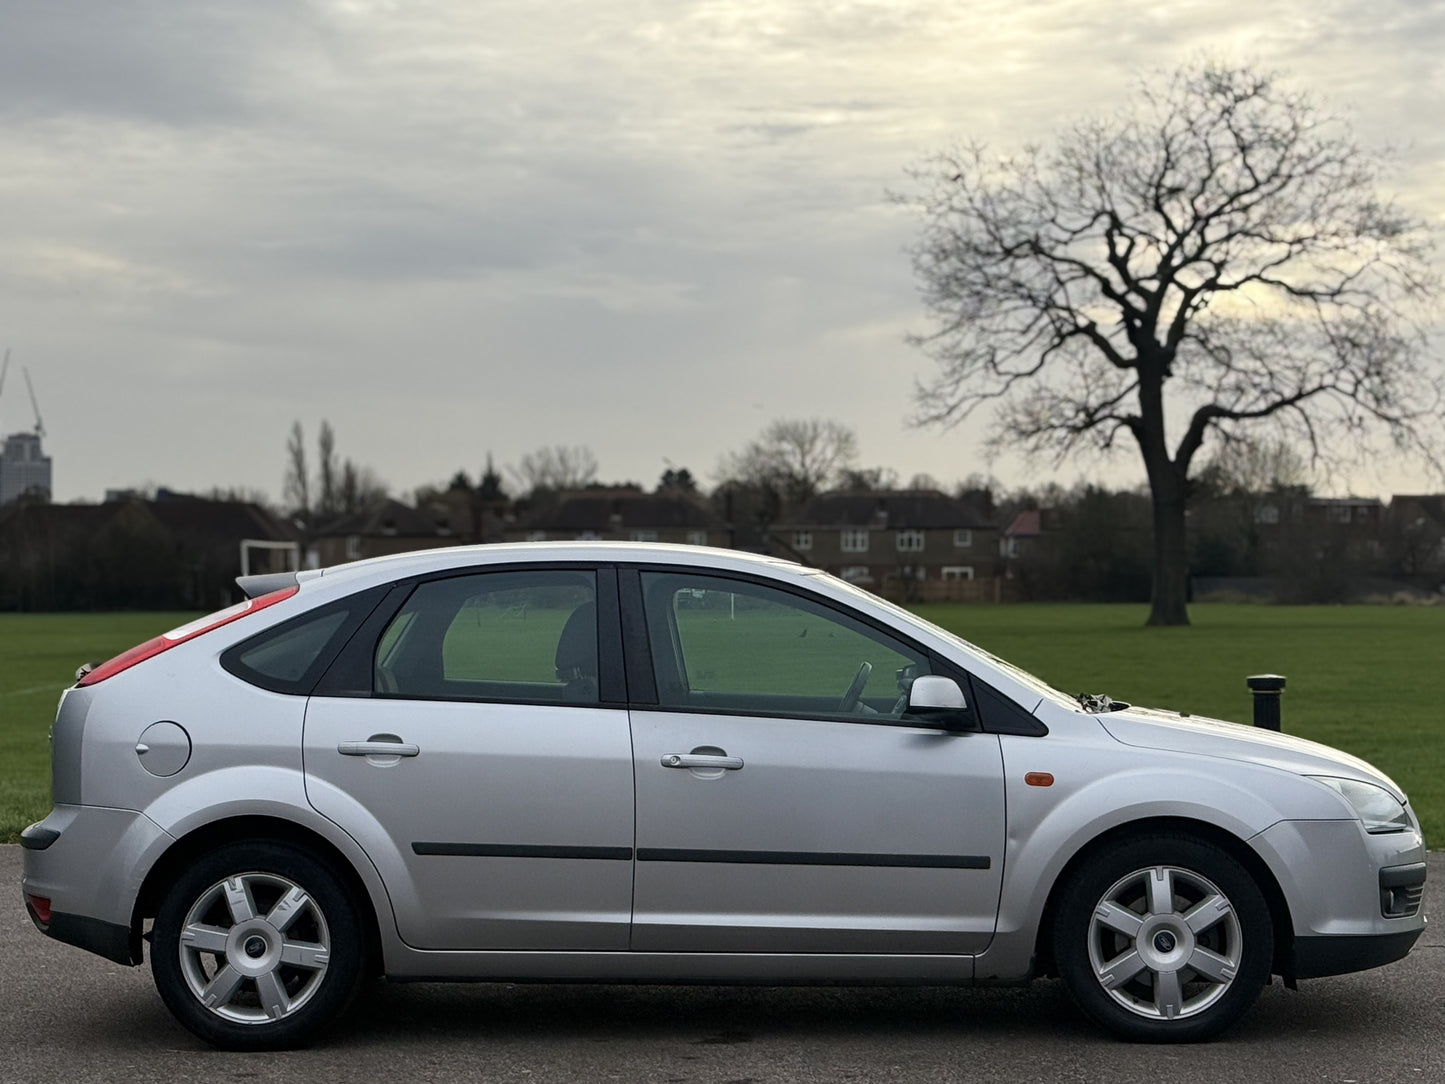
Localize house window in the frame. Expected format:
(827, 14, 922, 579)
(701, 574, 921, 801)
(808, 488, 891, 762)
(1002, 538, 1020, 558)
(941, 566, 975, 581)
(527, 530, 547, 542)
(630, 529, 659, 542)
(345, 535, 362, 560)
(839, 566, 873, 584)
(793, 530, 813, 551)
(841, 528, 870, 553)
(953, 528, 972, 548)
(1255, 505, 1280, 525)
(1328, 504, 1352, 524)
(896, 529, 925, 552)
(687, 530, 708, 546)
(576, 530, 599, 541)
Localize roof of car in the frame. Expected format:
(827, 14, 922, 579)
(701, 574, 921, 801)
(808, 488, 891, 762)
(311, 540, 806, 586)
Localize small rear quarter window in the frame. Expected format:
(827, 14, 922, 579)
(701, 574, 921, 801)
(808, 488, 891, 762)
(221, 587, 385, 694)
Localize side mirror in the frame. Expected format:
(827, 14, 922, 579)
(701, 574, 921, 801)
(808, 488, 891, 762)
(906, 675, 975, 731)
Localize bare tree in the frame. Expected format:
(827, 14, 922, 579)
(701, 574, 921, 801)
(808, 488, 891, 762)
(1200, 438, 1310, 496)
(718, 418, 859, 508)
(317, 421, 340, 519)
(284, 420, 388, 525)
(840, 466, 901, 492)
(283, 422, 310, 518)
(337, 459, 388, 515)
(509, 445, 599, 496)
(903, 62, 1440, 625)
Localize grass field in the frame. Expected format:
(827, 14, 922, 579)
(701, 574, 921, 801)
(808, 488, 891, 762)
(0, 612, 197, 844)
(2, 605, 1440, 845)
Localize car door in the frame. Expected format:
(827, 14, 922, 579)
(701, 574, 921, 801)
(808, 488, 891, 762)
(303, 566, 635, 951)
(625, 569, 1005, 956)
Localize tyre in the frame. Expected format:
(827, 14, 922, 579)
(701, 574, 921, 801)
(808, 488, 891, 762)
(1053, 834, 1273, 1042)
(151, 840, 367, 1050)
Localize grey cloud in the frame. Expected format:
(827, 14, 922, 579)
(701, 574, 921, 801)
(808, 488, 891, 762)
(0, 0, 333, 126)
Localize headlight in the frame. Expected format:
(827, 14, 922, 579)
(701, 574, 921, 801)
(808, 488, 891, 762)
(1309, 777, 1410, 834)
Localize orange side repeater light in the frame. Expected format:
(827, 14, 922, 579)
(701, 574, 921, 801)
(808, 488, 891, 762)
(1024, 772, 1055, 787)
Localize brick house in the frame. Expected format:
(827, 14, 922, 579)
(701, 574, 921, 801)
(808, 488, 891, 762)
(502, 488, 729, 547)
(772, 489, 1000, 603)
(310, 498, 463, 567)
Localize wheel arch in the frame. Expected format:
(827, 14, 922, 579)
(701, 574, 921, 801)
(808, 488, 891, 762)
(132, 815, 384, 975)
(1030, 815, 1295, 982)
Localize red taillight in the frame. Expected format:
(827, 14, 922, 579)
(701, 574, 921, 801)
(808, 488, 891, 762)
(76, 585, 299, 687)
(25, 892, 52, 927)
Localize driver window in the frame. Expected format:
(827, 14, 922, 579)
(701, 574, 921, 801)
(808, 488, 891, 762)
(640, 572, 929, 720)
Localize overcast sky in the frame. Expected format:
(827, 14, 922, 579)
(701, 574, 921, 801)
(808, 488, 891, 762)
(2, 0, 1442, 506)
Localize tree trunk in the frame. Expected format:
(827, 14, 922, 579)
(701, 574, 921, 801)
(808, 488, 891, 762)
(1147, 489, 1190, 626)
(1134, 361, 1192, 627)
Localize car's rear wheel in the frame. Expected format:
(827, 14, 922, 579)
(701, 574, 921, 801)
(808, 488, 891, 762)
(151, 841, 365, 1050)
(1053, 834, 1273, 1042)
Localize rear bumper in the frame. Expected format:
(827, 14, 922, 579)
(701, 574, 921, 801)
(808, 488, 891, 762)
(21, 804, 170, 966)
(25, 903, 137, 966)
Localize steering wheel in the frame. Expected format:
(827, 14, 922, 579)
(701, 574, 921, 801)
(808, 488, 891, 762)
(838, 661, 873, 712)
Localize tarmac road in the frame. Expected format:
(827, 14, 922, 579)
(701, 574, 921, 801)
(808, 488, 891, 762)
(3, 846, 1440, 1083)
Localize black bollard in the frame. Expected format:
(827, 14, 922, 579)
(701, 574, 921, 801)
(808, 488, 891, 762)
(1246, 674, 1286, 731)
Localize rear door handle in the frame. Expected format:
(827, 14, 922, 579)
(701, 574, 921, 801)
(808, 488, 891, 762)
(339, 741, 420, 757)
(661, 753, 743, 770)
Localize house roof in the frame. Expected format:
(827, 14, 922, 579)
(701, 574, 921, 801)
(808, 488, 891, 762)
(314, 499, 453, 539)
(146, 494, 295, 542)
(0, 496, 294, 545)
(516, 490, 722, 531)
(0, 501, 117, 535)
(1389, 494, 1445, 527)
(782, 490, 995, 530)
(1005, 509, 1042, 538)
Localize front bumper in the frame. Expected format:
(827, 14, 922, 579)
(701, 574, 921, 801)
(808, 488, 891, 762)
(1293, 927, 1425, 979)
(1252, 819, 1428, 980)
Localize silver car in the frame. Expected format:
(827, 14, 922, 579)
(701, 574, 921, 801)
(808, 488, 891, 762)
(20, 543, 1427, 1049)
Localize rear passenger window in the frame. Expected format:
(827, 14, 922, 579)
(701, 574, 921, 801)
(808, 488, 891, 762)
(375, 570, 598, 703)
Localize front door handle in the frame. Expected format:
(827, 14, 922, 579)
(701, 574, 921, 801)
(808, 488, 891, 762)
(339, 740, 420, 757)
(661, 753, 743, 770)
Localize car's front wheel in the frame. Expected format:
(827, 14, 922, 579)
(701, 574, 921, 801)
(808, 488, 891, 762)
(1053, 834, 1273, 1042)
(151, 840, 366, 1050)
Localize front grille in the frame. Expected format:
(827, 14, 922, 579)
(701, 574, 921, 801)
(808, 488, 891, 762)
(1380, 863, 1427, 919)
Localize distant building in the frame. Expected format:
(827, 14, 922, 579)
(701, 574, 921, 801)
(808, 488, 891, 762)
(772, 489, 1000, 603)
(0, 431, 52, 505)
(503, 488, 728, 547)
(310, 498, 463, 567)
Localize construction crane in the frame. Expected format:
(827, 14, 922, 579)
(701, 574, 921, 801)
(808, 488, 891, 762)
(23, 365, 45, 439)
(0, 348, 10, 435)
